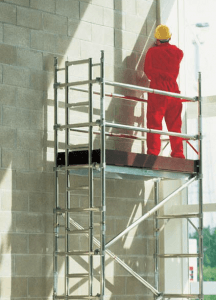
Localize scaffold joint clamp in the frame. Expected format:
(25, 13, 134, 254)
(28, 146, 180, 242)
(53, 124, 61, 130)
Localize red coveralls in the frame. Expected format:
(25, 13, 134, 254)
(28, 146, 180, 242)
(144, 42, 185, 158)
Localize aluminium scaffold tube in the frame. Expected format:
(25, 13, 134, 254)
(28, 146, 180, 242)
(105, 176, 197, 249)
(66, 216, 160, 297)
(53, 57, 59, 298)
(100, 50, 106, 300)
(198, 72, 204, 300)
(105, 80, 197, 102)
(105, 122, 198, 140)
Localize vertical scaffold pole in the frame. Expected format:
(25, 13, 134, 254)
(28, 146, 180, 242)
(53, 57, 59, 299)
(198, 72, 203, 300)
(65, 61, 70, 298)
(88, 58, 94, 297)
(100, 50, 106, 300)
(154, 180, 160, 294)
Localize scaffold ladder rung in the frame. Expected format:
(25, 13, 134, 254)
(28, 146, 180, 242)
(56, 251, 95, 256)
(157, 213, 200, 219)
(56, 207, 102, 213)
(55, 296, 99, 300)
(67, 102, 89, 108)
(68, 229, 89, 235)
(67, 186, 89, 191)
(67, 145, 89, 150)
(67, 273, 89, 278)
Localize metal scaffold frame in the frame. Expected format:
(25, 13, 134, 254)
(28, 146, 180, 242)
(53, 51, 204, 300)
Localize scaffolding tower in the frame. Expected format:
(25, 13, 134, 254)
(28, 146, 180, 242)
(53, 51, 203, 300)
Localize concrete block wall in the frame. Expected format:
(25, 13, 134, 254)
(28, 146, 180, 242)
(0, 1, 158, 299)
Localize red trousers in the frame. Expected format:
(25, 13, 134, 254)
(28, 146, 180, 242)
(147, 92, 185, 158)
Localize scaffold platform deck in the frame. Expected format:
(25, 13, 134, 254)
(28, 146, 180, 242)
(57, 150, 199, 180)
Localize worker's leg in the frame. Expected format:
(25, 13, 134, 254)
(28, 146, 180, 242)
(147, 94, 166, 156)
(165, 99, 185, 158)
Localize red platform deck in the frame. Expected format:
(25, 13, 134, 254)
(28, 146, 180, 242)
(57, 149, 199, 174)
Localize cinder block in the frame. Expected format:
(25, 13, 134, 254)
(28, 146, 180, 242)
(136, 0, 152, 18)
(43, 12, 67, 35)
(92, 24, 104, 44)
(0, 277, 28, 297)
(42, 213, 53, 233)
(126, 275, 150, 295)
(105, 276, 126, 295)
(5, 0, 29, 6)
(0, 23, 3, 42)
(28, 277, 53, 296)
(115, 29, 137, 51)
(56, 36, 81, 57)
(0, 2, 16, 24)
(68, 19, 91, 41)
(92, 0, 114, 8)
(17, 88, 43, 111)
(115, 0, 136, 14)
(29, 150, 43, 171)
(4, 24, 30, 47)
(43, 53, 63, 72)
(29, 233, 53, 254)
(15, 170, 53, 192)
(0, 64, 2, 83)
(15, 212, 44, 233)
(29, 191, 53, 213)
(41, 254, 53, 276)
(1, 189, 28, 212)
(3, 65, 30, 88)
(31, 30, 56, 52)
(2, 147, 30, 170)
(17, 6, 43, 30)
(56, 0, 79, 18)
(0, 44, 17, 65)
(104, 27, 115, 46)
(104, 8, 114, 28)
(0, 254, 14, 276)
(125, 14, 146, 35)
(30, 69, 49, 91)
(15, 254, 42, 276)
(17, 48, 43, 70)
(0, 233, 28, 254)
(0, 85, 16, 106)
(80, 2, 104, 25)
(0, 127, 16, 149)
(0, 211, 15, 232)
(30, 0, 55, 12)
(17, 129, 43, 150)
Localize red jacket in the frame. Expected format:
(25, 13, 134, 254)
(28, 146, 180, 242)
(144, 43, 183, 92)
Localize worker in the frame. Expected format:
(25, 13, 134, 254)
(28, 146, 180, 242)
(144, 24, 185, 159)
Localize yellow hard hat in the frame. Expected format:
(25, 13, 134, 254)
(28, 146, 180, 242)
(154, 25, 172, 40)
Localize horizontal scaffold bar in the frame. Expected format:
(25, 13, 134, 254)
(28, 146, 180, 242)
(158, 253, 200, 258)
(105, 122, 198, 140)
(71, 127, 147, 141)
(66, 58, 90, 66)
(105, 176, 197, 249)
(105, 80, 197, 102)
(70, 86, 148, 103)
(55, 295, 100, 299)
(163, 294, 200, 299)
(157, 213, 200, 219)
(67, 217, 160, 297)
(58, 79, 97, 88)
(59, 122, 98, 130)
